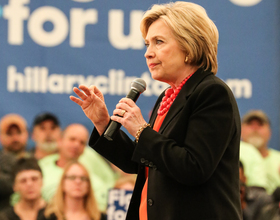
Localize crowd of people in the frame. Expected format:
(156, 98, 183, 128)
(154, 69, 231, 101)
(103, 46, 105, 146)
(0, 1, 279, 220)
(1, 110, 278, 220)
(0, 112, 136, 220)
(239, 110, 280, 220)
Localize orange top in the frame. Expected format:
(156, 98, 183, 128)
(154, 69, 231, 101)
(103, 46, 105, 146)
(139, 112, 167, 220)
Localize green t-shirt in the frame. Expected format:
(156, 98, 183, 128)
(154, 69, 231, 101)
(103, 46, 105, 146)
(239, 141, 267, 189)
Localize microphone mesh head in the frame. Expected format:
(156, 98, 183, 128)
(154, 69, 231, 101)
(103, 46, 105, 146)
(131, 78, 146, 93)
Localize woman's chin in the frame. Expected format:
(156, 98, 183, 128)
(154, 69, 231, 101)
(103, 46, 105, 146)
(151, 72, 162, 81)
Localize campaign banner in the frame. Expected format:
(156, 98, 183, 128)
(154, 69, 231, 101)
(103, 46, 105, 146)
(107, 189, 133, 220)
(0, 0, 279, 149)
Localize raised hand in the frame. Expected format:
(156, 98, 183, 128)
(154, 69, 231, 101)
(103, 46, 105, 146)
(70, 85, 110, 135)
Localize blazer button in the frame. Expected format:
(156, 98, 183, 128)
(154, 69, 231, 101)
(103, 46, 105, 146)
(148, 162, 153, 167)
(153, 165, 157, 170)
(145, 160, 149, 166)
(147, 199, 154, 206)
(140, 158, 145, 164)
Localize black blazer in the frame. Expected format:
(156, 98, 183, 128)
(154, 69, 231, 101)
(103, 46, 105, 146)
(89, 68, 242, 220)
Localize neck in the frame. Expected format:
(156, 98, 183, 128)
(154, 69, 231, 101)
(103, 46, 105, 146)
(259, 146, 269, 158)
(34, 148, 52, 160)
(17, 197, 45, 210)
(169, 66, 199, 89)
(4, 149, 25, 157)
(64, 195, 85, 213)
(56, 156, 69, 168)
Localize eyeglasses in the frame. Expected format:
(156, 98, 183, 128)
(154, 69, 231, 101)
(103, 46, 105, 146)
(65, 175, 89, 182)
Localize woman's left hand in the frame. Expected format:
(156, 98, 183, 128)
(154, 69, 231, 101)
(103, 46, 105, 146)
(111, 98, 147, 137)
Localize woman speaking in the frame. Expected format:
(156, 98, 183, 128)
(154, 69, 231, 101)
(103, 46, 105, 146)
(70, 2, 241, 219)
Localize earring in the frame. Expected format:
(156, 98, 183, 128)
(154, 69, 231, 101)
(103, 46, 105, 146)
(185, 57, 188, 63)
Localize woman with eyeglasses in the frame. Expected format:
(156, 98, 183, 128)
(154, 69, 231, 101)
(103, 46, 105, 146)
(42, 161, 106, 220)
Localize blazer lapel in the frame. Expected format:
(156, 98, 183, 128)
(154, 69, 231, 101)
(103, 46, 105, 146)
(157, 68, 213, 134)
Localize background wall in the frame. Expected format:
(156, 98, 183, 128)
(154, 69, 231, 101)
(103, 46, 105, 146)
(0, 0, 279, 149)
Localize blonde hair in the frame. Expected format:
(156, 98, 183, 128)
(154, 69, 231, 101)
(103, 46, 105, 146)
(44, 161, 101, 220)
(114, 174, 137, 190)
(140, 1, 219, 74)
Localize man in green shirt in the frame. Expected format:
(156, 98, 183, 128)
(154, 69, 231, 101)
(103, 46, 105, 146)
(241, 110, 280, 194)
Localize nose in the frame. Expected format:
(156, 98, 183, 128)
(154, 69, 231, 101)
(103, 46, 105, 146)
(74, 177, 82, 184)
(73, 140, 82, 149)
(26, 179, 34, 186)
(12, 133, 21, 141)
(249, 121, 262, 130)
(144, 45, 155, 59)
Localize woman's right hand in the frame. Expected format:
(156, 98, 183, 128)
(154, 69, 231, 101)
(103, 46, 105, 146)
(70, 85, 110, 135)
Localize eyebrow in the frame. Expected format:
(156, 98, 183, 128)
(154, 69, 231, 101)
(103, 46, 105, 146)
(145, 35, 165, 43)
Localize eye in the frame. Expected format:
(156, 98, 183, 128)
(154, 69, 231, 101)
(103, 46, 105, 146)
(156, 39, 163, 44)
(32, 176, 39, 182)
(19, 178, 27, 184)
(144, 43, 149, 48)
(81, 176, 89, 182)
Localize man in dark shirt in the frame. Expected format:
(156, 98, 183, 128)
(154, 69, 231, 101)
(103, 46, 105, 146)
(1, 157, 46, 220)
(240, 161, 273, 220)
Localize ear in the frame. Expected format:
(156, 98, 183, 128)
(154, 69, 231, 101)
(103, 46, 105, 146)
(31, 131, 35, 141)
(13, 182, 18, 192)
(39, 175, 43, 188)
(57, 137, 63, 150)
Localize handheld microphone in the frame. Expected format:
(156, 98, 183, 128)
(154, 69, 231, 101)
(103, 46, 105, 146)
(103, 78, 146, 141)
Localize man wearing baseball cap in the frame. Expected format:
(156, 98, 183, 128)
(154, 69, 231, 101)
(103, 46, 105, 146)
(241, 110, 280, 194)
(31, 112, 61, 160)
(0, 114, 29, 156)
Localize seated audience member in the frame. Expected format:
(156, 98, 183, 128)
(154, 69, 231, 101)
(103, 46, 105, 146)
(0, 152, 17, 211)
(0, 114, 29, 157)
(39, 123, 115, 211)
(240, 141, 267, 189)
(43, 161, 106, 220)
(241, 110, 280, 194)
(239, 161, 272, 220)
(0, 114, 30, 210)
(2, 157, 46, 220)
(31, 113, 61, 160)
(257, 187, 280, 220)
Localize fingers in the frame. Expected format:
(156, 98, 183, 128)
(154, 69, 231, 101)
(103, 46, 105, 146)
(72, 85, 99, 100)
(90, 85, 104, 101)
(70, 85, 93, 107)
(72, 87, 88, 100)
(69, 87, 87, 106)
(113, 109, 127, 117)
(69, 95, 83, 106)
(78, 85, 92, 97)
(119, 98, 135, 106)
(111, 115, 122, 124)
(115, 98, 136, 111)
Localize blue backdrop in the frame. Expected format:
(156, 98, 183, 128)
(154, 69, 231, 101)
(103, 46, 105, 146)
(0, 0, 279, 150)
